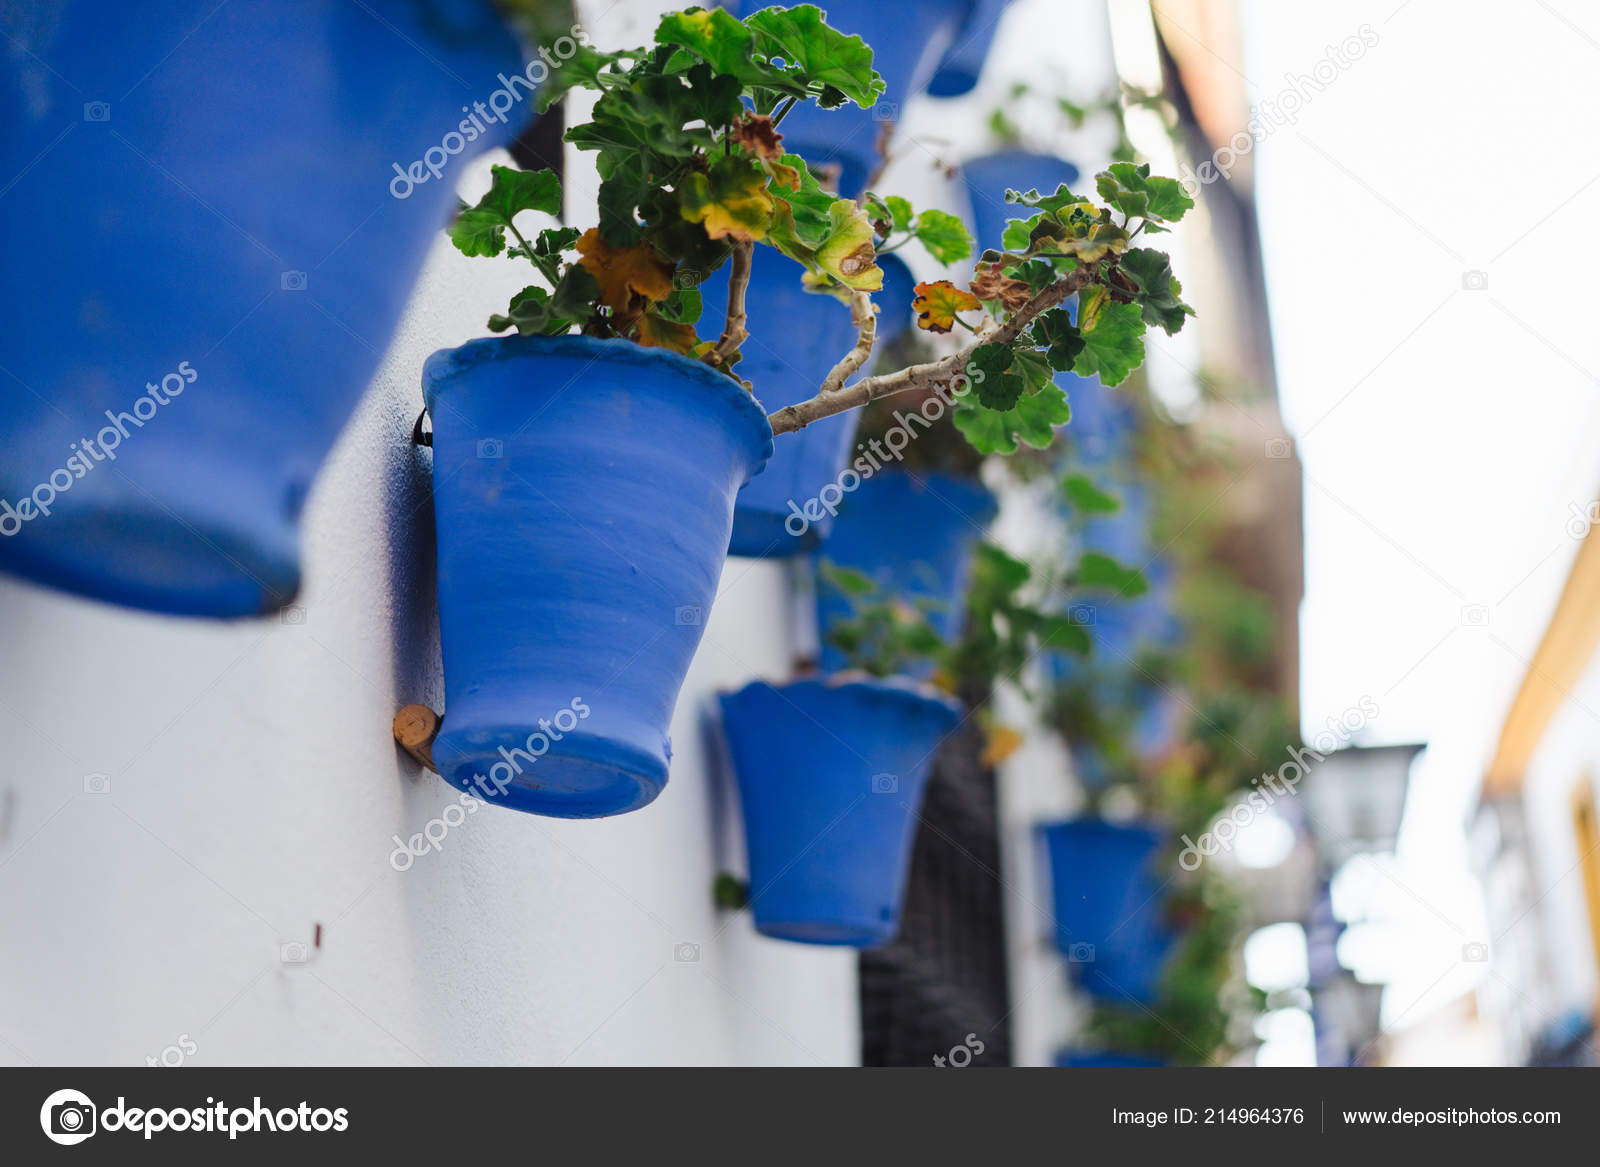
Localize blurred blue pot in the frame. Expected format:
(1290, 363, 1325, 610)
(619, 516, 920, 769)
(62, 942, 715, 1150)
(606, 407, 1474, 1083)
(700, 251, 914, 556)
(926, 0, 1017, 97)
(719, 676, 960, 945)
(960, 150, 1080, 256)
(743, 0, 973, 197)
(0, 0, 525, 617)
(423, 336, 773, 818)
(817, 470, 997, 675)
(1042, 818, 1176, 1004)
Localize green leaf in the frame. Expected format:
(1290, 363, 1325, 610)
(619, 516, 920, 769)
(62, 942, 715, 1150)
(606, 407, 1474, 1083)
(1001, 212, 1046, 253)
(885, 195, 914, 233)
(767, 153, 839, 249)
(450, 166, 562, 257)
(1073, 298, 1146, 386)
(954, 378, 1071, 455)
(1061, 474, 1120, 515)
(968, 342, 1025, 410)
(712, 873, 750, 910)
(914, 208, 973, 265)
(1037, 614, 1092, 656)
(486, 285, 550, 333)
(1076, 551, 1149, 597)
(1004, 183, 1088, 215)
(819, 561, 877, 596)
(655, 7, 759, 78)
(1117, 247, 1195, 335)
(1031, 307, 1084, 371)
(745, 4, 885, 108)
(1095, 161, 1194, 223)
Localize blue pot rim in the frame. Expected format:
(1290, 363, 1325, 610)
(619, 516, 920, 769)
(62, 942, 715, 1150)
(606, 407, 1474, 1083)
(722, 672, 963, 726)
(1038, 815, 1168, 840)
(960, 148, 1082, 191)
(422, 334, 776, 475)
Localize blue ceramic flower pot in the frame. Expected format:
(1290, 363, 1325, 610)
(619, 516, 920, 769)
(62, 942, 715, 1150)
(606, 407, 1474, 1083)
(926, 0, 1017, 97)
(423, 336, 773, 818)
(719, 677, 960, 945)
(816, 470, 997, 675)
(698, 251, 914, 557)
(728, 0, 972, 198)
(0, 0, 525, 617)
(1042, 818, 1176, 1004)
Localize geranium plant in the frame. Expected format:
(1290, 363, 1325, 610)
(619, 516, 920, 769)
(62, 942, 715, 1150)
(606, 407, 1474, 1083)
(448, 4, 1194, 455)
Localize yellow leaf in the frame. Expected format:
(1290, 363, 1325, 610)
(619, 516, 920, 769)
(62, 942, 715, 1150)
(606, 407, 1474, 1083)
(814, 200, 882, 291)
(980, 725, 1025, 768)
(680, 157, 775, 243)
(576, 228, 675, 317)
(913, 279, 981, 333)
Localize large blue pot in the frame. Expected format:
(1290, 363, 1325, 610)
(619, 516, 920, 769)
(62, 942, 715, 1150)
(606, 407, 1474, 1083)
(719, 677, 960, 945)
(926, 0, 1017, 97)
(423, 336, 773, 818)
(1042, 819, 1176, 1004)
(816, 470, 997, 675)
(0, 0, 524, 617)
(699, 251, 914, 557)
(732, 0, 972, 198)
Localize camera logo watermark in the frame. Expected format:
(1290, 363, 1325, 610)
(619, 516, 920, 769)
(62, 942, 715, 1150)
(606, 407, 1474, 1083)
(1176, 25, 1379, 195)
(1, 361, 198, 537)
(41, 1089, 97, 1145)
(1179, 696, 1380, 870)
(389, 697, 592, 869)
(390, 24, 590, 199)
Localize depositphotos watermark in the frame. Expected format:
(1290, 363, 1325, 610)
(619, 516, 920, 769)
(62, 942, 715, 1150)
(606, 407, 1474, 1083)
(40, 1088, 348, 1144)
(785, 362, 993, 538)
(1, 361, 198, 537)
(1179, 695, 1380, 870)
(1176, 24, 1379, 195)
(389, 697, 591, 870)
(389, 23, 590, 199)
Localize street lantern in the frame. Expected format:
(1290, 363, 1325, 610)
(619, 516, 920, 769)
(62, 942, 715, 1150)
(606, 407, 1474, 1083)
(1299, 743, 1426, 869)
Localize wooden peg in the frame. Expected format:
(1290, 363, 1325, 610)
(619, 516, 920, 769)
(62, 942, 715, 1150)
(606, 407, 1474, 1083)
(393, 704, 441, 773)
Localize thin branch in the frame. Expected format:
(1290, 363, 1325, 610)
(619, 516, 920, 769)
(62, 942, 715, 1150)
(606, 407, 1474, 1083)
(767, 264, 1100, 436)
(819, 291, 877, 395)
(713, 240, 753, 363)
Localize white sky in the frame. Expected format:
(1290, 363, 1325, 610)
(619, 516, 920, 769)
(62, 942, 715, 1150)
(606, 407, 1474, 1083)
(1240, 0, 1600, 1034)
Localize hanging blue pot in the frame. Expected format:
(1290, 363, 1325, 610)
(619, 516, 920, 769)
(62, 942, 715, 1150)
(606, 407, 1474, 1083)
(423, 336, 773, 818)
(719, 676, 960, 945)
(0, 0, 525, 617)
(729, 0, 972, 198)
(816, 470, 997, 675)
(926, 0, 1017, 97)
(960, 150, 1080, 253)
(1042, 818, 1176, 1004)
(1053, 1049, 1166, 1067)
(699, 251, 914, 557)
